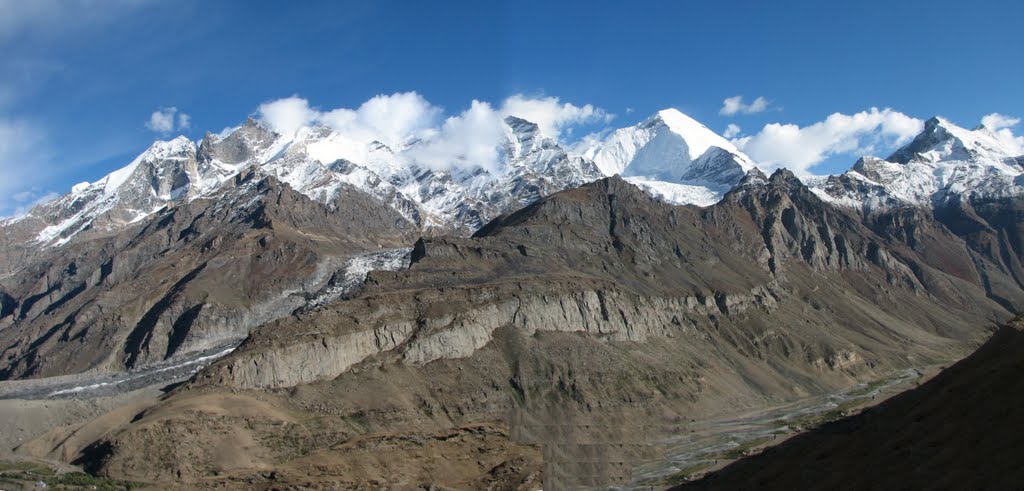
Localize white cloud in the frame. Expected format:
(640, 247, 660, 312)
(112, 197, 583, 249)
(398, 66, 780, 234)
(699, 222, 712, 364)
(998, 132, 1024, 155)
(720, 95, 770, 116)
(723, 123, 742, 138)
(256, 96, 319, 135)
(145, 108, 174, 133)
(318, 92, 442, 147)
(177, 112, 191, 131)
(720, 97, 743, 116)
(981, 113, 1020, 130)
(747, 97, 769, 113)
(145, 106, 190, 134)
(255, 92, 611, 172)
(407, 100, 507, 173)
(257, 92, 443, 161)
(981, 113, 1024, 155)
(499, 94, 612, 139)
(733, 108, 923, 175)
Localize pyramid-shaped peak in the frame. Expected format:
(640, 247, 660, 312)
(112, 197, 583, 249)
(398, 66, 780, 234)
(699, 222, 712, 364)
(653, 107, 701, 124)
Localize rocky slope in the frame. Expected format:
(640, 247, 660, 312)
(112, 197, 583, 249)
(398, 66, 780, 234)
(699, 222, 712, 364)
(40, 172, 1021, 489)
(0, 170, 417, 379)
(680, 315, 1024, 490)
(0, 108, 765, 382)
(0, 108, 1019, 394)
(198, 170, 1015, 390)
(809, 117, 1024, 314)
(1, 107, 1023, 488)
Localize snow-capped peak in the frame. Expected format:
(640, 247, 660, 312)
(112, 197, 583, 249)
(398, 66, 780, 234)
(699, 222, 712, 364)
(101, 136, 196, 195)
(580, 108, 756, 185)
(19, 135, 202, 246)
(651, 108, 751, 164)
(888, 116, 1020, 165)
(812, 115, 1024, 211)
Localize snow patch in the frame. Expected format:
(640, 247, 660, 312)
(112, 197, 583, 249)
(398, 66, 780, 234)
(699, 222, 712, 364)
(624, 176, 727, 207)
(305, 248, 413, 310)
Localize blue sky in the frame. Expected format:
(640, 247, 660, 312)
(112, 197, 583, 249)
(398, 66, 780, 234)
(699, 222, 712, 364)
(1, 0, 1022, 215)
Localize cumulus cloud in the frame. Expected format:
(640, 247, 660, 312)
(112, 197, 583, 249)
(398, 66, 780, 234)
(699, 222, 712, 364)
(723, 123, 742, 138)
(256, 96, 318, 135)
(732, 108, 923, 175)
(177, 112, 190, 131)
(256, 92, 611, 172)
(319, 92, 443, 147)
(257, 92, 441, 146)
(981, 113, 1024, 155)
(145, 107, 190, 134)
(146, 109, 174, 133)
(981, 113, 1020, 130)
(499, 94, 612, 139)
(408, 100, 507, 173)
(720, 95, 770, 116)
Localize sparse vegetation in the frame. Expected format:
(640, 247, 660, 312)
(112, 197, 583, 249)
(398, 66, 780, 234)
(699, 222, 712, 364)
(722, 436, 772, 459)
(0, 461, 140, 490)
(654, 462, 714, 486)
(783, 397, 869, 431)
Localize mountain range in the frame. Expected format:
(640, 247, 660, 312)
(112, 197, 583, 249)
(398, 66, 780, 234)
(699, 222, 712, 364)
(1, 108, 758, 255)
(5, 109, 1021, 254)
(1, 106, 1022, 488)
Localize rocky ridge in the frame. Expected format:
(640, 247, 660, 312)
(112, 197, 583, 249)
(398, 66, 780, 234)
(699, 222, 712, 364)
(48, 171, 1020, 489)
(198, 170, 1018, 390)
(8, 170, 1023, 489)
(812, 116, 1024, 210)
(0, 108, 765, 382)
(0, 170, 417, 378)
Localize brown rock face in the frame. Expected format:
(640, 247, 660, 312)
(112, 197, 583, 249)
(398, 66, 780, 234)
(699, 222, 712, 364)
(57, 172, 1022, 488)
(0, 171, 417, 378)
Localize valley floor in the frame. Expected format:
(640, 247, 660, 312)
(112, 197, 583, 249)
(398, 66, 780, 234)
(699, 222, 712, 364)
(0, 360, 950, 490)
(634, 364, 945, 488)
(677, 316, 1024, 490)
